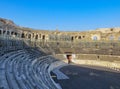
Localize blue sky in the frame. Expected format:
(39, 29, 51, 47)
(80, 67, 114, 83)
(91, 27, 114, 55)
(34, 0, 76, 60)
(0, 0, 120, 31)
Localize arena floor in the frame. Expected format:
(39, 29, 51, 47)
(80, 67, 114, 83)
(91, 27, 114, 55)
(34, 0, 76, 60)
(51, 64, 120, 89)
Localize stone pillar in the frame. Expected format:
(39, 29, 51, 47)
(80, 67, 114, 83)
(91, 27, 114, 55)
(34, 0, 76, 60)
(9, 30, 12, 36)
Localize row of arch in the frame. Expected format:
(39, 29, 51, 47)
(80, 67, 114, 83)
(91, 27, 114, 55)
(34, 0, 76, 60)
(49, 35, 86, 41)
(21, 33, 45, 40)
(74, 35, 85, 39)
(1, 28, 120, 42)
(0, 29, 46, 40)
(0, 29, 20, 37)
(71, 35, 86, 41)
(92, 35, 120, 41)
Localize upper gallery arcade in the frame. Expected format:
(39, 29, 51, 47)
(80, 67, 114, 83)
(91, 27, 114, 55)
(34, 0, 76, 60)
(0, 18, 120, 42)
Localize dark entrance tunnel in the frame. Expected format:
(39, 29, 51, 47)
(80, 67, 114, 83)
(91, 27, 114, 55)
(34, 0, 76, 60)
(66, 54, 72, 64)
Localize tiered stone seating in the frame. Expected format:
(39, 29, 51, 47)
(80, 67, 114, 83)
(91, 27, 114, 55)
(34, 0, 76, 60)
(0, 50, 24, 89)
(0, 49, 61, 89)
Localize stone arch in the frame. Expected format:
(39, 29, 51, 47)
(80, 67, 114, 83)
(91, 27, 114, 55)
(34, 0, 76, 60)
(78, 36, 81, 39)
(71, 36, 74, 41)
(7, 31, 10, 35)
(3, 30, 6, 35)
(35, 34, 39, 40)
(11, 31, 14, 35)
(93, 36, 98, 40)
(110, 28, 113, 31)
(91, 34, 100, 41)
(21, 33, 25, 38)
(75, 36, 78, 39)
(28, 34, 31, 39)
(42, 35, 45, 40)
(83, 36, 85, 38)
(14, 32, 17, 36)
(109, 35, 114, 40)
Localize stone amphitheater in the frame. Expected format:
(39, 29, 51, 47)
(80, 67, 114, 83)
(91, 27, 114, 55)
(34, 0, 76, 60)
(0, 18, 120, 89)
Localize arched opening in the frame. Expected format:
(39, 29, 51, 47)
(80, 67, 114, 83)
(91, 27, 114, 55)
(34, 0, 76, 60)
(83, 36, 85, 38)
(0, 31, 1, 35)
(97, 55, 100, 59)
(93, 36, 98, 40)
(78, 36, 81, 39)
(3, 30, 6, 34)
(42, 35, 45, 40)
(71, 36, 74, 41)
(11, 31, 14, 35)
(15, 32, 17, 36)
(7, 31, 10, 35)
(66, 54, 73, 64)
(111, 28, 113, 31)
(28, 34, 31, 39)
(21, 33, 25, 38)
(35, 35, 39, 40)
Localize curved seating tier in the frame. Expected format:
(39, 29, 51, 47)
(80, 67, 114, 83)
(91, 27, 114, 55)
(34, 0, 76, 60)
(0, 49, 61, 89)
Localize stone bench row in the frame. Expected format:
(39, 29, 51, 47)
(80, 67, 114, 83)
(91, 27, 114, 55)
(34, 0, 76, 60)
(0, 49, 60, 89)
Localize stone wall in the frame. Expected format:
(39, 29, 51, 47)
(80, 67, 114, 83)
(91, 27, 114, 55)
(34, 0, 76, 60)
(55, 54, 120, 71)
(1, 18, 120, 42)
(55, 54, 120, 62)
(1, 18, 120, 55)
